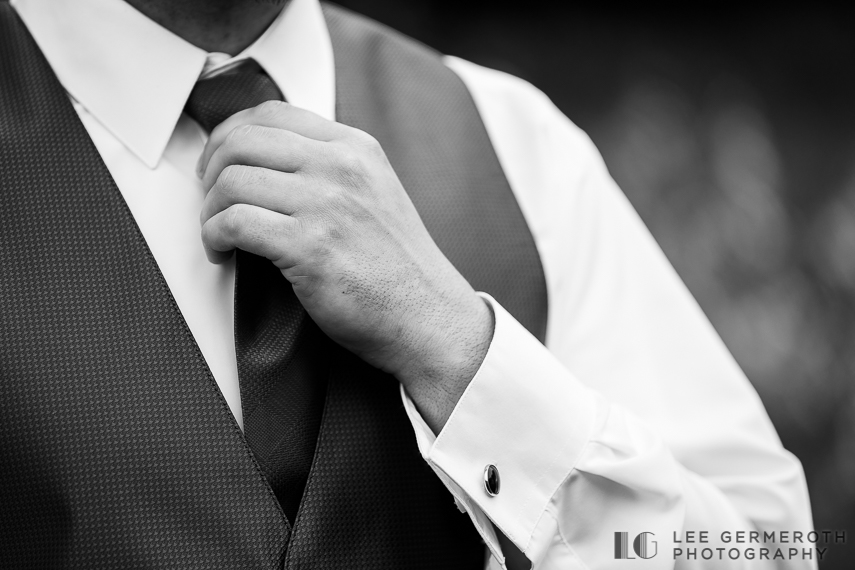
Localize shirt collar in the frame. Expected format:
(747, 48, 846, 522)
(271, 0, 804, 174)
(11, 0, 335, 168)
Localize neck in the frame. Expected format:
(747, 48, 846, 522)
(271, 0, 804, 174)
(123, 0, 288, 54)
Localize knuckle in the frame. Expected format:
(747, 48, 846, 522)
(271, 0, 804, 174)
(354, 130, 382, 154)
(255, 99, 289, 118)
(334, 147, 367, 180)
(224, 204, 250, 237)
(224, 124, 248, 146)
(217, 164, 249, 193)
(305, 220, 339, 257)
(314, 143, 339, 169)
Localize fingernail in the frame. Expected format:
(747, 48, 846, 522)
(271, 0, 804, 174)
(195, 154, 204, 178)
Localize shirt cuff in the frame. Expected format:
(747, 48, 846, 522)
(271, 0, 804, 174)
(400, 293, 596, 562)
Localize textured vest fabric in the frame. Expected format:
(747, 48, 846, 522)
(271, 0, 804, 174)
(0, 3, 548, 569)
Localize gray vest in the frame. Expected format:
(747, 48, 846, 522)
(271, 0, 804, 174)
(0, 3, 547, 568)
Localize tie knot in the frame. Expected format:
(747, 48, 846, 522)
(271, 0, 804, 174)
(185, 60, 284, 133)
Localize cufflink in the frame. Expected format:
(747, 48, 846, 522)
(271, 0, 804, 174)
(484, 464, 500, 497)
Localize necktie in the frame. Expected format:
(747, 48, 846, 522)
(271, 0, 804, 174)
(184, 61, 328, 525)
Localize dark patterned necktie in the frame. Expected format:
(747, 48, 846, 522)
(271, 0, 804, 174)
(184, 61, 328, 525)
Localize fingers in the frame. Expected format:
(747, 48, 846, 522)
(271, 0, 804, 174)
(198, 101, 355, 178)
(195, 100, 387, 271)
(200, 165, 313, 225)
(201, 203, 302, 266)
(200, 124, 324, 191)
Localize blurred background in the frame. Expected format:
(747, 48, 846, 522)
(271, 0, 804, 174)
(335, 1, 855, 565)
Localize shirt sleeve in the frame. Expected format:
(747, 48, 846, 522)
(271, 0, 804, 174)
(396, 55, 816, 569)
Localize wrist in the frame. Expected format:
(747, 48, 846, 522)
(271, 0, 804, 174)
(397, 291, 494, 434)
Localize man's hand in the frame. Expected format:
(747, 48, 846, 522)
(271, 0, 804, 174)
(197, 101, 493, 433)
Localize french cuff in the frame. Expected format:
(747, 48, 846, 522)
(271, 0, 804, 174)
(400, 293, 596, 562)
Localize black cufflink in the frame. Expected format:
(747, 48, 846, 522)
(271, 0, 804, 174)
(484, 464, 500, 497)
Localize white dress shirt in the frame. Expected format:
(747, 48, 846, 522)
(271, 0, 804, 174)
(12, 0, 816, 568)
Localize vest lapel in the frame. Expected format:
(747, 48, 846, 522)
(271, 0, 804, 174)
(0, 6, 289, 568)
(283, 5, 547, 568)
(284, 350, 485, 570)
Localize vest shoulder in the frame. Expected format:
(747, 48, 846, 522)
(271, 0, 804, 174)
(442, 55, 602, 184)
(443, 55, 593, 151)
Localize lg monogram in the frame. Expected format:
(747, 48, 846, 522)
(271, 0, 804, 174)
(614, 532, 658, 559)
